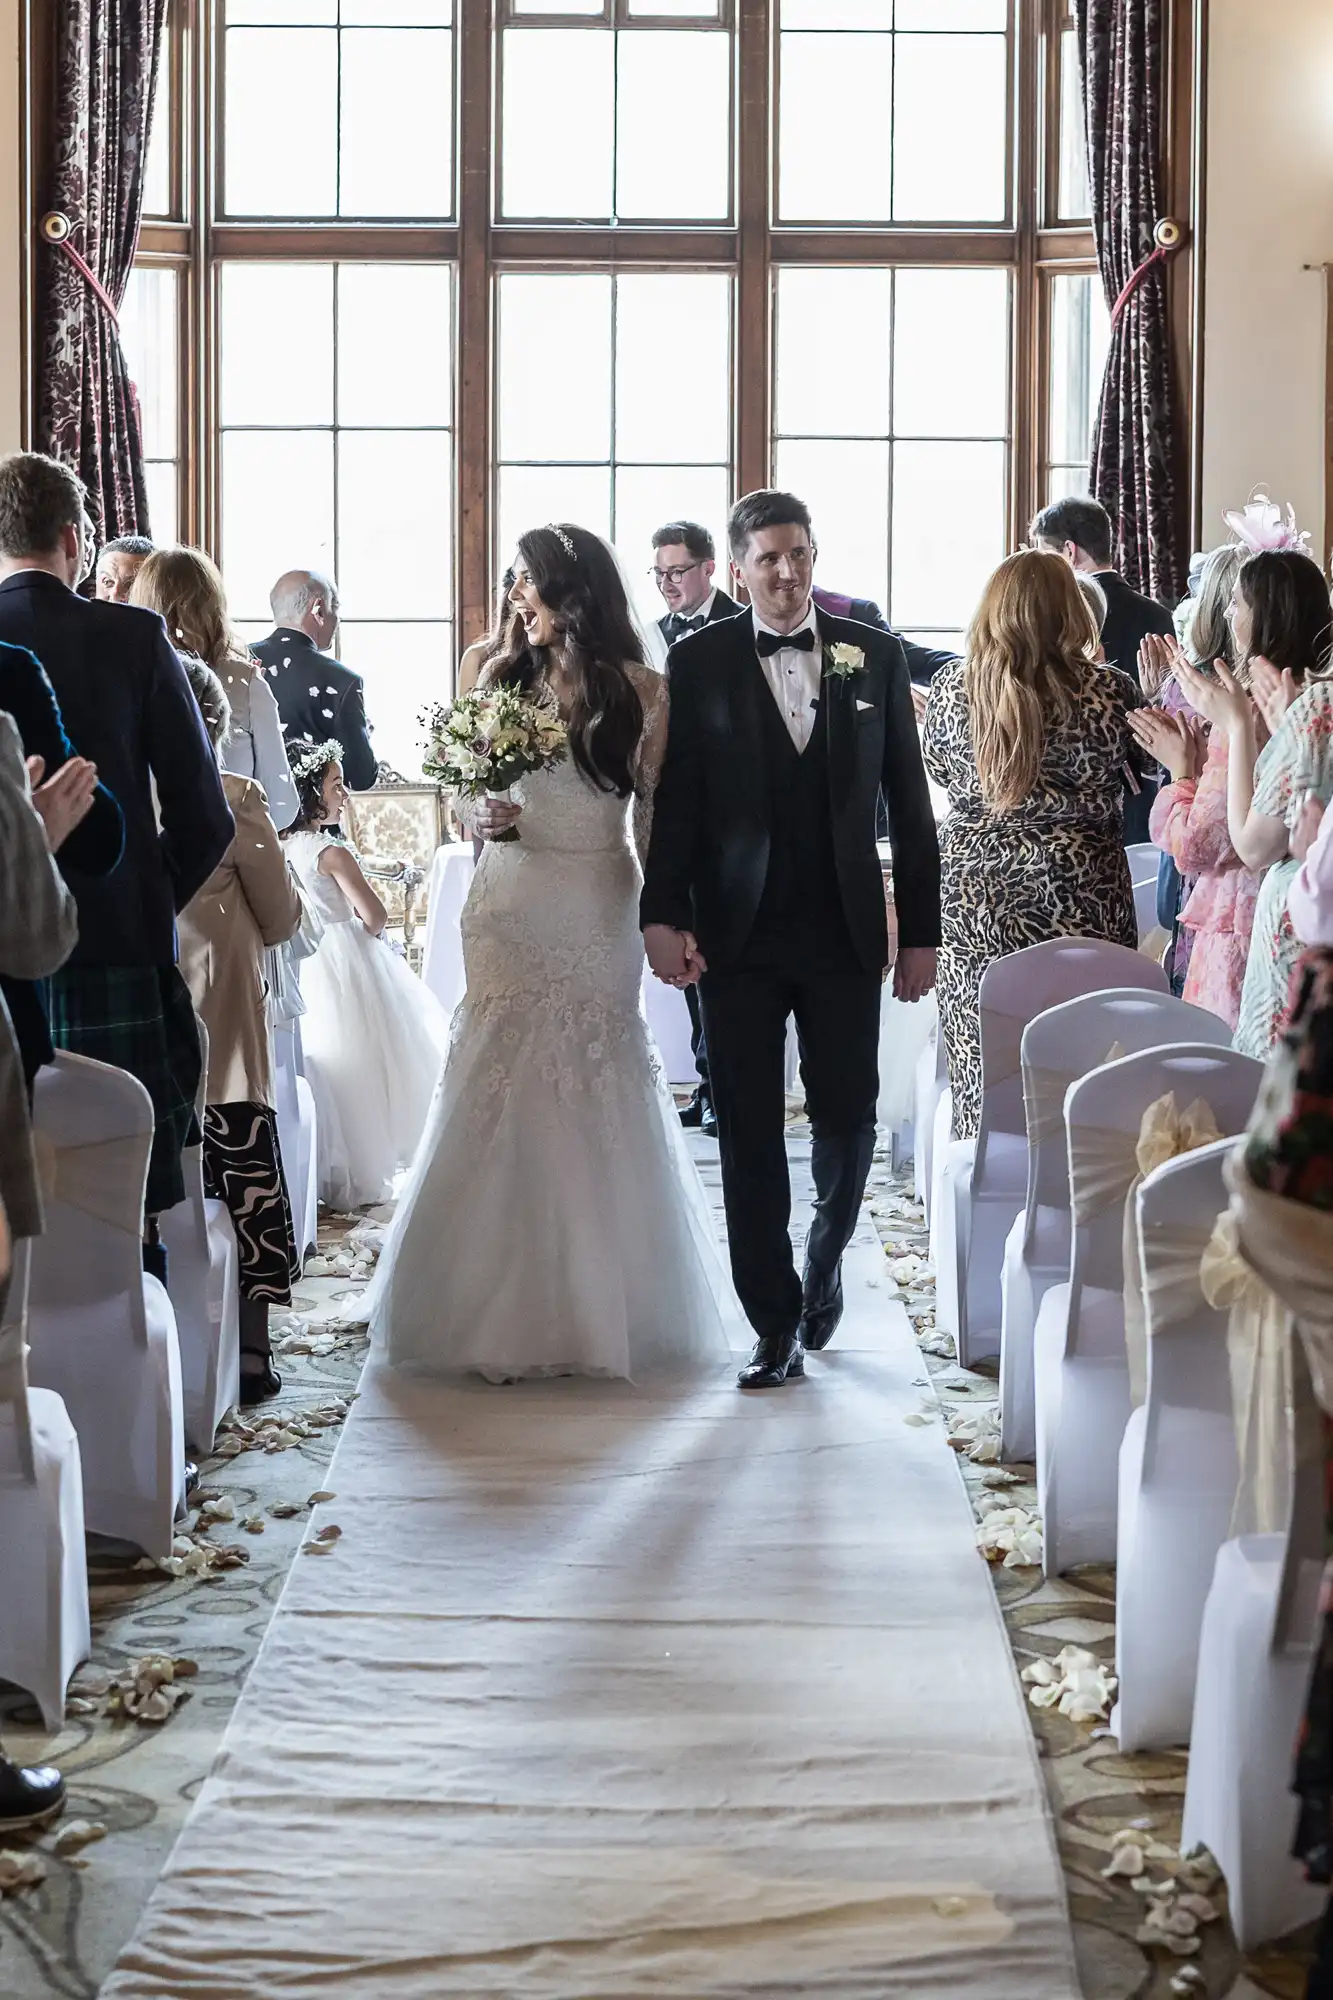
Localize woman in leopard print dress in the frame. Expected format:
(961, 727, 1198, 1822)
(923, 550, 1141, 1137)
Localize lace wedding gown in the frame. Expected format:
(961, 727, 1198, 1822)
(370, 668, 735, 1382)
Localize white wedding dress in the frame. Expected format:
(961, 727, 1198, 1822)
(369, 670, 735, 1382)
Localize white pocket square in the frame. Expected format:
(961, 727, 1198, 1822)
(856, 698, 873, 712)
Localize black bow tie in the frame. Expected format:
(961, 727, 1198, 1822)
(666, 612, 706, 637)
(755, 626, 816, 658)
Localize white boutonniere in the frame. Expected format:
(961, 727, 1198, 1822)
(824, 642, 866, 681)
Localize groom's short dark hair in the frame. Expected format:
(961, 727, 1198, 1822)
(727, 489, 814, 559)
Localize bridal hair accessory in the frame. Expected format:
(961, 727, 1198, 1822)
(1224, 491, 1312, 557)
(544, 524, 577, 561)
(289, 738, 344, 785)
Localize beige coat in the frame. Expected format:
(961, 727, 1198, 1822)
(178, 773, 301, 1109)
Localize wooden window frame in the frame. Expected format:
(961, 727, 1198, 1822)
(104, 0, 1203, 691)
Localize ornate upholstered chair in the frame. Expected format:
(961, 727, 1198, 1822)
(344, 764, 451, 971)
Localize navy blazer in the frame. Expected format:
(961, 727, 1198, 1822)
(0, 639, 126, 1083)
(0, 572, 233, 968)
(249, 628, 379, 791)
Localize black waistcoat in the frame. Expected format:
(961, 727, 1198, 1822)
(745, 672, 857, 971)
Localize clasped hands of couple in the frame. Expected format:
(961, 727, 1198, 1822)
(473, 799, 939, 1003)
(643, 924, 939, 1004)
(1128, 632, 1324, 859)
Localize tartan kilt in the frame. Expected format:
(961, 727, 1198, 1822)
(45, 964, 202, 1216)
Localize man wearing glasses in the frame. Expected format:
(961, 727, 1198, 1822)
(649, 521, 742, 1135)
(650, 521, 742, 649)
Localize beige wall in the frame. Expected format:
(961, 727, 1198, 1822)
(1201, 0, 1333, 554)
(0, 0, 21, 454)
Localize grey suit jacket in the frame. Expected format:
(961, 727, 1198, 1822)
(0, 709, 77, 1240)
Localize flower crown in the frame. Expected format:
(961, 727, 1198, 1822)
(544, 524, 577, 561)
(1224, 491, 1311, 557)
(289, 737, 344, 786)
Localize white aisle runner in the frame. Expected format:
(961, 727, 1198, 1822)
(105, 1142, 1078, 1999)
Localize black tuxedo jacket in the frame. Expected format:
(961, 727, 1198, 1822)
(0, 573, 231, 968)
(812, 587, 958, 687)
(250, 628, 378, 790)
(1094, 570, 1175, 687)
(657, 587, 743, 646)
(641, 607, 941, 974)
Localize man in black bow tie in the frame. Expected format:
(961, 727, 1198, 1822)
(643, 490, 941, 1390)
(651, 520, 742, 648)
(649, 521, 743, 1134)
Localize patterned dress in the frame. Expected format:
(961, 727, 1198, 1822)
(923, 658, 1139, 1137)
(1234, 681, 1333, 1061)
(1150, 729, 1263, 1032)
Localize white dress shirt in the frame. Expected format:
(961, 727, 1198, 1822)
(754, 601, 821, 753)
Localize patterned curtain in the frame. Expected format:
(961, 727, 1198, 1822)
(1075, 0, 1186, 604)
(37, 0, 169, 543)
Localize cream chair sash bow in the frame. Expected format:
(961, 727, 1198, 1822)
(1200, 1202, 1290, 1536)
(1207, 1154, 1333, 1538)
(0, 1295, 26, 1405)
(979, 1005, 1026, 1094)
(1068, 1092, 1221, 1406)
(32, 1128, 147, 1235)
(1122, 1094, 1223, 1406)
(1023, 1043, 1127, 1149)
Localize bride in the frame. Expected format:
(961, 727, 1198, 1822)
(370, 524, 734, 1381)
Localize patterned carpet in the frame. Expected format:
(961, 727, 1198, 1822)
(0, 1153, 1320, 1997)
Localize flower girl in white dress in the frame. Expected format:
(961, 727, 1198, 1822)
(369, 527, 734, 1382)
(282, 741, 448, 1210)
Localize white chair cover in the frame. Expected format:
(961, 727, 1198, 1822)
(913, 1025, 948, 1215)
(999, 986, 1223, 1460)
(1034, 1046, 1262, 1576)
(878, 987, 936, 1138)
(26, 1052, 186, 1560)
(1113, 1137, 1239, 1751)
(274, 1018, 319, 1261)
(934, 937, 1166, 1364)
(420, 844, 475, 1017)
(0, 1239, 91, 1729)
(1182, 1156, 1333, 1948)
(640, 978, 699, 1089)
(159, 1020, 242, 1454)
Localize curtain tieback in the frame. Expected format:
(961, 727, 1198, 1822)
(40, 213, 121, 326)
(1110, 219, 1186, 324)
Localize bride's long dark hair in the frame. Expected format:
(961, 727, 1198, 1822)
(488, 524, 646, 799)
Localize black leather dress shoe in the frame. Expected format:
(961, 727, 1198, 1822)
(700, 1098, 719, 1139)
(737, 1331, 805, 1389)
(798, 1263, 844, 1353)
(0, 1756, 65, 1833)
(678, 1089, 707, 1128)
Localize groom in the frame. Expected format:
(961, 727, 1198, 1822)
(641, 489, 941, 1389)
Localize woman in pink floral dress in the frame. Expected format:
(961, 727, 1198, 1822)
(1138, 703, 1263, 1029)
(1172, 550, 1333, 1057)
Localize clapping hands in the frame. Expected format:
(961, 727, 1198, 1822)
(25, 754, 98, 852)
(1127, 706, 1207, 784)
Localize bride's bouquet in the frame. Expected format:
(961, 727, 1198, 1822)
(421, 686, 567, 843)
